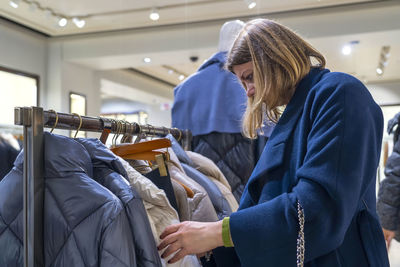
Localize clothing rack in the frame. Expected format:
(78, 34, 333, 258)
(14, 106, 192, 267)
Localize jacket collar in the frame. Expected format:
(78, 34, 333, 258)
(198, 52, 226, 71)
(42, 132, 93, 178)
(266, 67, 329, 148)
(246, 68, 329, 197)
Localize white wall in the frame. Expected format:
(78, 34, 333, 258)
(367, 81, 400, 106)
(0, 19, 47, 106)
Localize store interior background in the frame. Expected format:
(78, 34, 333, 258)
(0, 0, 399, 265)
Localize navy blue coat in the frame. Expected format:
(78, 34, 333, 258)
(228, 68, 389, 266)
(0, 133, 136, 266)
(172, 52, 247, 135)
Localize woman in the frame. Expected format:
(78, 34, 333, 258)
(158, 19, 389, 266)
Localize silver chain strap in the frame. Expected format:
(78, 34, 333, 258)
(296, 201, 305, 267)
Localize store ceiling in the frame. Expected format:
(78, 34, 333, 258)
(1, 0, 398, 88)
(0, 0, 376, 36)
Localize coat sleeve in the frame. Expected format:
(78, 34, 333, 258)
(229, 79, 383, 265)
(100, 204, 137, 267)
(377, 137, 400, 231)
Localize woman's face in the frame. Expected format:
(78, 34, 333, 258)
(232, 61, 255, 97)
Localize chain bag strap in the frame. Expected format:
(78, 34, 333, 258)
(296, 201, 305, 267)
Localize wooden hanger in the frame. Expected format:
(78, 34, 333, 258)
(110, 138, 171, 156)
(112, 138, 172, 177)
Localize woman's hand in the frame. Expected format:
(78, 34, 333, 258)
(158, 220, 223, 263)
(382, 228, 395, 250)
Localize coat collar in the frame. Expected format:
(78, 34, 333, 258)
(198, 52, 226, 71)
(246, 68, 330, 198)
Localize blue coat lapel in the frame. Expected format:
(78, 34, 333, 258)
(246, 68, 330, 200)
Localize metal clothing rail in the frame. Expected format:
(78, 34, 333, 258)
(14, 106, 192, 267)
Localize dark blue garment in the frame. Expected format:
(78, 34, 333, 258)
(226, 68, 389, 266)
(0, 139, 19, 181)
(144, 168, 179, 213)
(172, 52, 247, 135)
(76, 138, 162, 267)
(0, 133, 136, 267)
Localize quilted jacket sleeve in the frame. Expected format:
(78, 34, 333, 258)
(100, 203, 136, 267)
(377, 132, 400, 231)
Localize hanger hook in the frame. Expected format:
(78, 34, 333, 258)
(113, 120, 122, 146)
(49, 109, 58, 133)
(72, 113, 82, 138)
(173, 128, 182, 141)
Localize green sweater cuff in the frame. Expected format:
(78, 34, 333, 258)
(222, 217, 234, 247)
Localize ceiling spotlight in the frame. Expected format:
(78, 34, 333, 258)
(58, 17, 67, 27)
(168, 69, 174, 75)
(178, 75, 185, 81)
(376, 45, 390, 76)
(244, 0, 256, 9)
(143, 57, 151, 63)
(72, 17, 85, 28)
(149, 8, 160, 21)
(341, 45, 352, 55)
(9, 0, 19, 8)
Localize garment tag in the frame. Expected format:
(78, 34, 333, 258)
(155, 154, 168, 176)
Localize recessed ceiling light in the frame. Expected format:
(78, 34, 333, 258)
(168, 69, 174, 74)
(244, 0, 256, 9)
(143, 57, 151, 63)
(9, 0, 19, 8)
(341, 45, 352, 55)
(376, 67, 383, 75)
(149, 8, 160, 21)
(179, 75, 185, 81)
(58, 17, 67, 27)
(72, 17, 85, 28)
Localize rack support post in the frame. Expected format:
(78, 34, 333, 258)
(15, 107, 45, 267)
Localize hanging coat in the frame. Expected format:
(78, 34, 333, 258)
(76, 138, 162, 267)
(0, 133, 136, 267)
(226, 68, 389, 266)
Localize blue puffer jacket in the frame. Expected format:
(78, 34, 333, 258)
(76, 138, 162, 267)
(0, 133, 136, 266)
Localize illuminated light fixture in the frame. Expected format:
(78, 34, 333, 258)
(149, 8, 160, 21)
(72, 17, 85, 28)
(9, 0, 19, 8)
(178, 75, 185, 81)
(58, 17, 67, 27)
(143, 57, 151, 63)
(341, 40, 359, 56)
(168, 69, 174, 74)
(376, 45, 390, 76)
(341, 45, 351, 55)
(244, 0, 256, 9)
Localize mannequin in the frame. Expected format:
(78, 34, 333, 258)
(217, 20, 245, 52)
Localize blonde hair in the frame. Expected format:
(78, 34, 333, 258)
(226, 18, 326, 138)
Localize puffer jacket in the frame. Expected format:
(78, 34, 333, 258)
(186, 151, 238, 212)
(191, 132, 257, 202)
(0, 133, 136, 266)
(77, 138, 162, 267)
(378, 112, 400, 240)
(167, 135, 232, 219)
